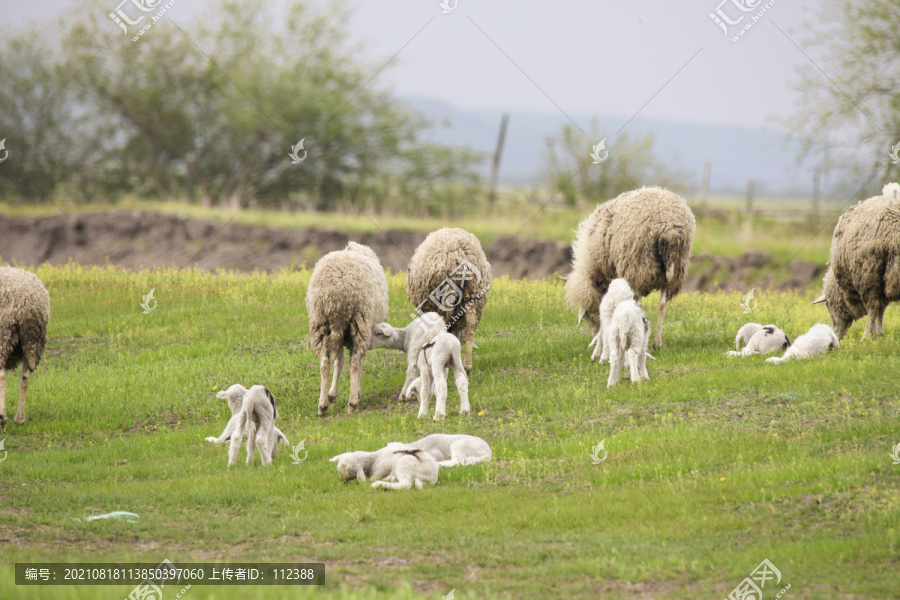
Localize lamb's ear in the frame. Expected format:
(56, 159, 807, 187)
(215, 391, 228, 399)
(329, 456, 339, 463)
(811, 295, 827, 304)
(356, 468, 367, 483)
(577, 307, 586, 326)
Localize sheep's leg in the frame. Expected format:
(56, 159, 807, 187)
(348, 351, 363, 413)
(654, 291, 667, 348)
(400, 352, 418, 399)
(15, 364, 31, 425)
(258, 426, 273, 466)
(0, 367, 6, 427)
(639, 349, 649, 380)
(246, 421, 258, 465)
(317, 354, 331, 416)
(417, 368, 433, 419)
(455, 367, 470, 416)
(627, 349, 641, 384)
(227, 415, 246, 467)
(876, 305, 887, 336)
(328, 347, 343, 401)
(463, 310, 477, 369)
(607, 345, 623, 388)
(433, 365, 448, 421)
(862, 303, 882, 339)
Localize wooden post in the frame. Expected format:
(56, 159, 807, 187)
(746, 179, 754, 213)
(700, 160, 711, 207)
(488, 112, 510, 206)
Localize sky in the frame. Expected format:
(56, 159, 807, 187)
(2, 0, 823, 131)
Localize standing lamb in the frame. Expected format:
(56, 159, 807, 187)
(0, 267, 50, 426)
(726, 324, 790, 357)
(306, 242, 389, 415)
(812, 182, 900, 338)
(587, 278, 635, 362)
(605, 300, 651, 388)
(368, 312, 447, 399)
(564, 186, 695, 348)
(406, 331, 470, 420)
(407, 228, 493, 370)
(765, 323, 839, 364)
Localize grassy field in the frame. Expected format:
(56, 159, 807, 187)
(0, 263, 898, 599)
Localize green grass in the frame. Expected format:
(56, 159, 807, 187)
(1, 264, 898, 599)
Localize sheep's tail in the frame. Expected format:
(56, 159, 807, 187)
(311, 322, 343, 357)
(883, 182, 900, 204)
(656, 230, 690, 296)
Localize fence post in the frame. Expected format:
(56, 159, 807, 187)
(488, 112, 510, 206)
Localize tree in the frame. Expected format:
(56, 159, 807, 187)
(786, 0, 900, 194)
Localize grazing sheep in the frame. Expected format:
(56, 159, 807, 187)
(606, 300, 651, 388)
(205, 383, 289, 457)
(0, 267, 50, 426)
(564, 186, 695, 348)
(734, 322, 763, 350)
(812, 183, 900, 339)
(587, 278, 635, 362)
(369, 312, 447, 399)
(407, 433, 492, 467)
(306, 242, 389, 415)
(726, 324, 790, 357)
(765, 323, 839, 365)
(407, 332, 470, 420)
(216, 384, 281, 467)
(407, 228, 493, 370)
(330, 444, 439, 490)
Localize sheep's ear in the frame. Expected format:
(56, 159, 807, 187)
(811, 295, 827, 305)
(215, 391, 228, 399)
(577, 307, 586, 326)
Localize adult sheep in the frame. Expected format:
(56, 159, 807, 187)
(813, 182, 900, 338)
(407, 228, 492, 369)
(1, 267, 50, 426)
(564, 186, 695, 348)
(306, 242, 388, 415)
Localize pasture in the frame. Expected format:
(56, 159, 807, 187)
(1, 264, 898, 599)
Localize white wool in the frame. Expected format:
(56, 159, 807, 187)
(369, 312, 447, 399)
(727, 324, 789, 357)
(606, 300, 651, 388)
(407, 332, 470, 420)
(407, 434, 492, 468)
(734, 322, 762, 351)
(588, 278, 635, 363)
(766, 323, 839, 364)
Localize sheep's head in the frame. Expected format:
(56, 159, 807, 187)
(369, 322, 397, 349)
(812, 269, 858, 339)
(329, 452, 368, 482)
(215, 383, 248, 415)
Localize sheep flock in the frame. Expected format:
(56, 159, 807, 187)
(3, 183, 898, 491)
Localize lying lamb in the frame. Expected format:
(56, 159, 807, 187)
(407, 433, 492, 467)
(407, 332, 470, 420)
(726, 324, 790, 357)
(206, 384, 289, 459)
(606, 300, 651, 388)
(209, 384, 285, 467)
(587, 278, 635, 363)
(765, 323, 840, 365)
(330, 444, 439, 490)
(734, 322, 762, 350)
(369, 312, 447, 399)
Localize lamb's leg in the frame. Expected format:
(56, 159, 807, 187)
(348, 350, 363, 413)
(607, 345, 623, 388)
(450, 346, 470, 415)
(206, 414, 239, 443)
(400, 351, 418, 399)
(417, 367, 433, 419)
(654, 291, 667, 348)
(0, 367, 6, 427)
(639, 348, 649, 380)
(317, 354, 331, 416)
(15, 364, 31, 425)
(328, 347, 343, 401)
(246, 421, 258, 465)
(463, 310, 477, 369)
(627, 349, 641, 384)
(433, 365, 448, 421)
(258, 425, 274, 466)
(227, 415, 246, 467)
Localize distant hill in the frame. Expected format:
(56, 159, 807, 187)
(404, 96, 813, 197)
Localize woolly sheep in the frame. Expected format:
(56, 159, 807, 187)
(765, 323, 839, 365)
(734, 322, 762, 350)
(0, 267, 50, 426)
(407, 228, 493, 370)
(606, 299, 651, 388)
(812, 183, 900, 338)
(564, 186, 695, 348)
(306, 242, 389, 415)
(369, 311, 447, 399)
(726, 324, 790, 357)
(587, 278, 634, 363)
(407, 332, 470, 420)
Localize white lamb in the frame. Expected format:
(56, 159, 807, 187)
(765, 323, 840, 364)
(734, 322, 762, 350)
(330, 444, 439, 490)
(205, 384, 289, 458)
(726, 324, 790, 357)
(407, 434, 492, 467)
(212, 384, 282, 467)
(407, 332, 470, 420)
(606, 300, 651, 388)
(587, 278, 635, 363)
(369, 312, 447, 400)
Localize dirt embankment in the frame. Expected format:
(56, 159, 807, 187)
(0, 210, 823, 291)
